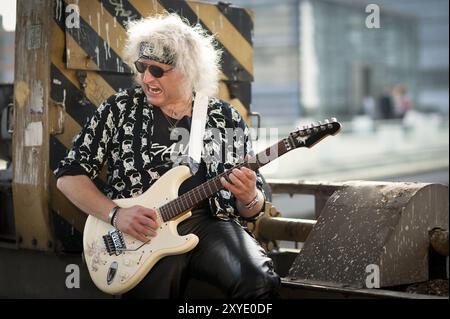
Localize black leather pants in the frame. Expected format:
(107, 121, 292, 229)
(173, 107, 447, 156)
(123, 208, 280, 299)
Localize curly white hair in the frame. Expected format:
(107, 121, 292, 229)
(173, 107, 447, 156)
(123, 13, 222, 97)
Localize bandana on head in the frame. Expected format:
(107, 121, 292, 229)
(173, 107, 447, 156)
(138, 42, 175, 65)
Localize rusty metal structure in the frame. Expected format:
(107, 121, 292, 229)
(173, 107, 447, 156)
(0, 0, 448, 299)
(256, 181, 449, 298)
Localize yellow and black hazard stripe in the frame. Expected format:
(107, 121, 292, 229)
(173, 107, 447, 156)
(157, 0, 253, 115)
(158, 0, 253, 81)
(50, 1, 126, 249)
(49, 0, 254, 251)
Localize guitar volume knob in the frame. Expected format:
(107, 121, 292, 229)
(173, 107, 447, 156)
(123, 258, 132, 266)
(120, 271, 130, 282)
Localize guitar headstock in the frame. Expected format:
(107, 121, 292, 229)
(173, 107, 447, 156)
(286, 118, 342, 149)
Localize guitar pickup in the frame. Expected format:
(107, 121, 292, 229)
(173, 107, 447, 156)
(103, 229, 126, 256)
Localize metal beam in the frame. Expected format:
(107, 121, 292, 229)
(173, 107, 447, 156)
(259, 217, 316, 242)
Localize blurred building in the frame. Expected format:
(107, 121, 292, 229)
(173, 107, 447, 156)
(368, 0, 449, 115)
(227, 0, 448, 126)
(0, 15, 15, 83)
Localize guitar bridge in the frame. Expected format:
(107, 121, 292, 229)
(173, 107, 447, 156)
(103, 229, 126, 256)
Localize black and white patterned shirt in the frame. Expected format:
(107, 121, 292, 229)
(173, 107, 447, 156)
(55, 86, 266, 222)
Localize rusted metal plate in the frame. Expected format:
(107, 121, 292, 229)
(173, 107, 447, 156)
(288, 182, 449, 288)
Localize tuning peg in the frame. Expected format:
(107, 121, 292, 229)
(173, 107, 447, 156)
(331, 117, 337, 122)
(324, 119, 330, 124)
(319, 120, 326, 130)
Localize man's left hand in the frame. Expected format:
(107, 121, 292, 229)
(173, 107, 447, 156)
(220, 166, 257, 205)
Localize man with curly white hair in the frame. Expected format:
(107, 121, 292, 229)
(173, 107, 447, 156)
(55, 13, 280, 298)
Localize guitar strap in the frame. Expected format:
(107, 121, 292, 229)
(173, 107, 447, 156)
(187, 93, 208, 174)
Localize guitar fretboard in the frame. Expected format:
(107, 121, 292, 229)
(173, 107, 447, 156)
(159, 140, 289, 221)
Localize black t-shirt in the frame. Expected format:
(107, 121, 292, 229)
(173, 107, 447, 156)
(151, 107, 209, 208)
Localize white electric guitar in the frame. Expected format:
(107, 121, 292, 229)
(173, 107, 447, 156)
(83, 119, 342, 294)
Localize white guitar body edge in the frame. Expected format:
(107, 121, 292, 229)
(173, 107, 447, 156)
(83, 165, 199, 295)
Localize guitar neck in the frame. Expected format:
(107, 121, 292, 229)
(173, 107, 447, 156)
(159, 139, 290, 222)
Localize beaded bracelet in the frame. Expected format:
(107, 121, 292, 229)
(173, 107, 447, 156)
(112, 210, 120, 229)
(244, 193, 259, 210)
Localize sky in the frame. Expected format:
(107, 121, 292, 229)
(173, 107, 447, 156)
(0, 0, 16, 31)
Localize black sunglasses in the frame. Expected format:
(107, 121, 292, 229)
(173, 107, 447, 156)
(134, 61, 173, 78)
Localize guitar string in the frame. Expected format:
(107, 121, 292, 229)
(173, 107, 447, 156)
(160, 160, 253, 221)
(163, 159, 257, 220)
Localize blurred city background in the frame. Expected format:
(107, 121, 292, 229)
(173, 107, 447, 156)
(204, 0, 449, 218)
(0, 0, 448, 219)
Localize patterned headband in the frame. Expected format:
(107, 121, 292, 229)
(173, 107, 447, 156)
(138, 42, 175, 65)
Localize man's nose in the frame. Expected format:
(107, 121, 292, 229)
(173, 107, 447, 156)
(142, 69, 155, 82)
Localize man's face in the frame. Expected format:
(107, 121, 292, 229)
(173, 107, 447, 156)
(138, 59, 187, 107)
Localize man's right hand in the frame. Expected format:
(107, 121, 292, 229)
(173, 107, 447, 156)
(114, 205, 159, 242)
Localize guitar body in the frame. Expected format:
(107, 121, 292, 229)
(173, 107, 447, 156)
(83, 165, 199, 295)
